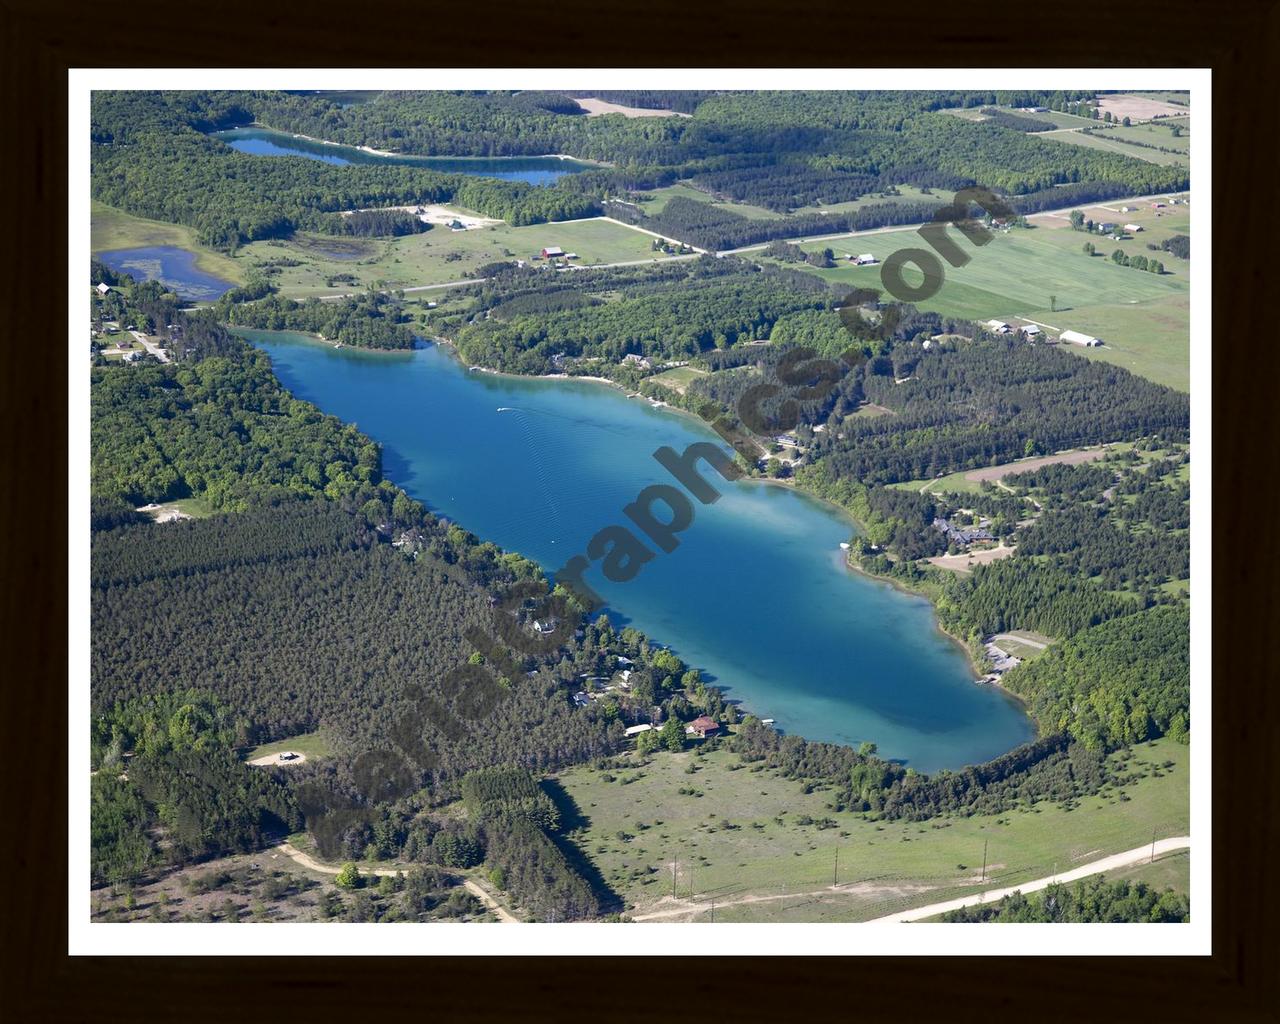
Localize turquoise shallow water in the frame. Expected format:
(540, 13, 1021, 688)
(212, 127, 595, 184)
(246, 330, 1035, 771)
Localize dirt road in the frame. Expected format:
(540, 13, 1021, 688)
(963, 446, 1112, 484)
(864, 836, 1191, 923)
(270, 842, 518, 922)
(129, 330, 170, 363)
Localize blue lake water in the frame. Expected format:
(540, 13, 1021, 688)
(212, 127, 596, 184)
(97, 246, 235, 301)
(245, 331, 1036, 771)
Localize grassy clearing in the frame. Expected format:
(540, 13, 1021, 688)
(91, 201, 246, 285)
(1041, 127, 1188, 166)
(1097, 847, 1190, 894)
(635, 182, 941, 223)
(942, 107, 1095, 131)
(555, 737, 1188, 922)
(234, 217, 681, 297)
(647, 365, 708, 394)
(245, 732, 333, 762)
(993, 631, 1054, 661)
(891, 467, 987, 496)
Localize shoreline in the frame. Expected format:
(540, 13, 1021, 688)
(232, 325, 416, 357)
(842, 555, 1035, 720)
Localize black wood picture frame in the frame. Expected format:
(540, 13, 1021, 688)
(3, 1, 1275, 1018)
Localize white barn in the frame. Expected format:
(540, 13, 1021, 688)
(1061, 330, 1102, 347)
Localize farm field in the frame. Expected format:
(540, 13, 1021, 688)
(1041, 125, 1188, 167)
(232, 216, 686, 298)
(1128, 91, 1191, 109)
(943, 107, 1096, 131)
(766, 216, 1190, 391)
(91, 201, 246, 285)
(635, 182, 941, 222)
(555, 737, 1188, 923)
(1095, 93, 1188, 121)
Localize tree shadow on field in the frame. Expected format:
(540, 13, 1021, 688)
(540, 777, 624, 915)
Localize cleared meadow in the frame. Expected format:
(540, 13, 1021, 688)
(556, 736, 1188, 922)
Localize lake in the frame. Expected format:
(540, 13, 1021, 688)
(212, 127, 596, 184)
(245, 331, 1036, 771)
(97, 246, 235, 301)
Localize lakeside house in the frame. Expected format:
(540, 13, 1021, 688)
(933, 516, 995, 546)
(622, 353, 652, 369)
(685, 715, 720, 739)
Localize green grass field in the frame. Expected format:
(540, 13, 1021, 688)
(993, 631, 1054, 661)
(942, 107, 1095, 131)
(765, 215, 1190, 391)
(233, 216, 682, 298)
(555, 736, 1188, 922)
(91, 201, 246, 285)
(1041, 125, 1188, 166)
(1096, 847, 1190, 894)
(647, 365, 708, 393)
(245, 731, 333, 762)
(636, 182, 941, 222)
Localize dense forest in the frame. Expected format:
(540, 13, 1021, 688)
(91, 692, 301, 885)
(454, 256, 836, 373)
(940, 876, 1189, 922)
(90, 341, 381, 510)
(1000, 605, 1190, 750)
(222, 292, 418, 349)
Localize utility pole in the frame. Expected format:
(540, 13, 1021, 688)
(710, 899, 715, 923)
(981, 838, 988, 883)
(672, 856, 677, 898)
(834, 847, 840, 887)
(1151, 827, 1157, 864)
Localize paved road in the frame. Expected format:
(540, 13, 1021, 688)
(864, 836, 1191, 923)
(271, 842, 519, 922)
